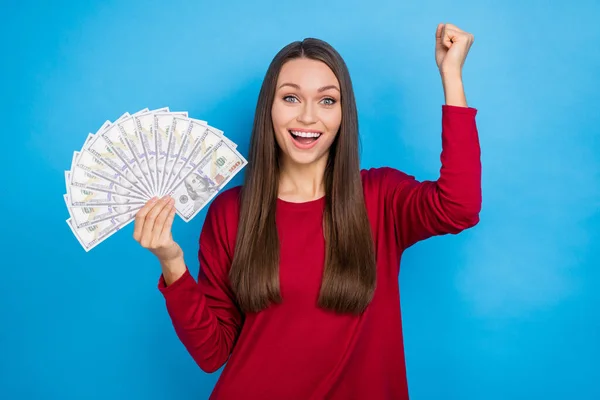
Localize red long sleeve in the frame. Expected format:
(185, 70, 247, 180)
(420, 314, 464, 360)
(158, 193, 243, 373)
(157, 104, 481, 399)
(381, 104, 481, 249)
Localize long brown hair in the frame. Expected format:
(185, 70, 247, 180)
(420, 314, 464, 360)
(229, 38, 376, 315)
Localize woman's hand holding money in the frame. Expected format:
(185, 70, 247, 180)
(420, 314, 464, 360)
(133, 195, 186, 285)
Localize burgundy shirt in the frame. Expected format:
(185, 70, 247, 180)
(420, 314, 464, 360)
(158, 104, 481, 399)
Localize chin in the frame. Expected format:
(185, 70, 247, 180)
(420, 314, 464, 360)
(288, 154, 323, 166)
(286, 146, 331, 167)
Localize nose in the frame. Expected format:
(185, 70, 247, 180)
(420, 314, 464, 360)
(296, 102, 318, 125)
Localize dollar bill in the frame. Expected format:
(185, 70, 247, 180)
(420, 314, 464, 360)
(131, 107, 169, 193)
(74, 148, 149, 199)
(154, 112, 187, 197)
(68, 117, 147, 198)
(65, 171, 147, 206)
(134, 109, 187, 194)
(159, 116, 202, 196)
(99, 122, 153, 197)
(116, 113, 156, 195)
(78, 117, 151, 198)
(189, 117, 238, 150)
(135, 112, 159, 193)
(168, 140, 247, 222)
(69, 150, 81, 173)
(64, 194, 143, 228)
(68, 148, 147, 199)
(162, 122, 227, 195)
(66, 216, 133, 252)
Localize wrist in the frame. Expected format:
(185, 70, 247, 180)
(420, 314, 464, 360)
(440, 68, 462, 80)
(440, 72, 468, 107)
(160, 254, 186, 286)
(160, 251, 184, 269)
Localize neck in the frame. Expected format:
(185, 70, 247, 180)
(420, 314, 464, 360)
(278, 155, 328, 203)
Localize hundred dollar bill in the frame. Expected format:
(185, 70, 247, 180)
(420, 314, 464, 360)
(75, 110, 149, 192)
(160, 117, 217, 196)
(66, 215, 133, 252)
(154, 112, 186, 196)
(68, 148, 148, 199)
(159, 116, 200, 195)
(136, 109, 185, 193)
(135, 112, 159, 193)
(64, 194, 143, 228)
(160, 117, 204, 196)
(116, 113, 156, 195)
(66, 173, 147, 206)
(69, 150, 80, 172)
(131, 107, 169, 193)
(100, 122, 153, 197)
(74, 146, 149, 199)
(75, 116, 118, 158)
(83, 116, 147, 193)
(90, 112, 132, 140)
(168, 140, 247, 222)
(79, 121, 153, 198)
(189, 117, 237, 149)
(162, 122, 226, 195)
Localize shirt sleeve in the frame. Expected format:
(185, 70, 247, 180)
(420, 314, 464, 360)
(383, 104, 482, 250)
(157, 194, 243, 373)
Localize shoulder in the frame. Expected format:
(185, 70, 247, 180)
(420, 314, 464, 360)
(207, 184, 242, 217)
(360, 166, 416, 194)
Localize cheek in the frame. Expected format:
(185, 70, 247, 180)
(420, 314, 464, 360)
(271, 101, 294, 128)
(322, 107, 342, 135)
(271, 103, 288, 149)
(271, 102, 281, 126)
(272, 102, 299, 143)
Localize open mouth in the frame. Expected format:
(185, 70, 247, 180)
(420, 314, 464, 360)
(288, 130, 322, 146)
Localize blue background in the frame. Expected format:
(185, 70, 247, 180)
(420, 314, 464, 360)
(2, 0, 599, 399)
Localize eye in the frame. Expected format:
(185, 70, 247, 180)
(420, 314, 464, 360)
(283, 95, 299, 103)
(321, 97, 336, 106)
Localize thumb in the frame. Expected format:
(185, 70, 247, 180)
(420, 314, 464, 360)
(436, 23, 444, 49)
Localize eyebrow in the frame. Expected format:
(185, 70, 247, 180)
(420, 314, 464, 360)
(277, 82, 340, 92)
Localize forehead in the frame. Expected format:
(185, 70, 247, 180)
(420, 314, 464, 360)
(277, 58, 339, 90)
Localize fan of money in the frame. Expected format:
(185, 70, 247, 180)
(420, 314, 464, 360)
(64, 107, 248, 252)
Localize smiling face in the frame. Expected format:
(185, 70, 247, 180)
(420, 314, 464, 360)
(271, 57, 342, 168)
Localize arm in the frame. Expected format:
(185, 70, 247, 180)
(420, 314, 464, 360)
(157, 198, 243, 373)
(390, 23, 480, 249)
(388, 102, 481, 250)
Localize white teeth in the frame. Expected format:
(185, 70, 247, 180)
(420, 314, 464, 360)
(290, 130, 321, 138)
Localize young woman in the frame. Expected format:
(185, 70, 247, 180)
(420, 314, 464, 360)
(133, 23, 479, 400)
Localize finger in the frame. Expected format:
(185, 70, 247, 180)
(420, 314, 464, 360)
(159, 203, 177, 243)
(442, 26, 457, 46)
(152, 198, 175, 245)
(437, 23, 456, 49)
(435, 23, 444, 48)
(133, 197, 158, 241)
(444, 23, 463, 33)
(444, 26, 471, 43)
(140, 196, 172, 246)
(442, 27, 464, 48)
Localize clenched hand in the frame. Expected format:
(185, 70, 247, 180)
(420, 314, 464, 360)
(133, 195, 183, 263)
